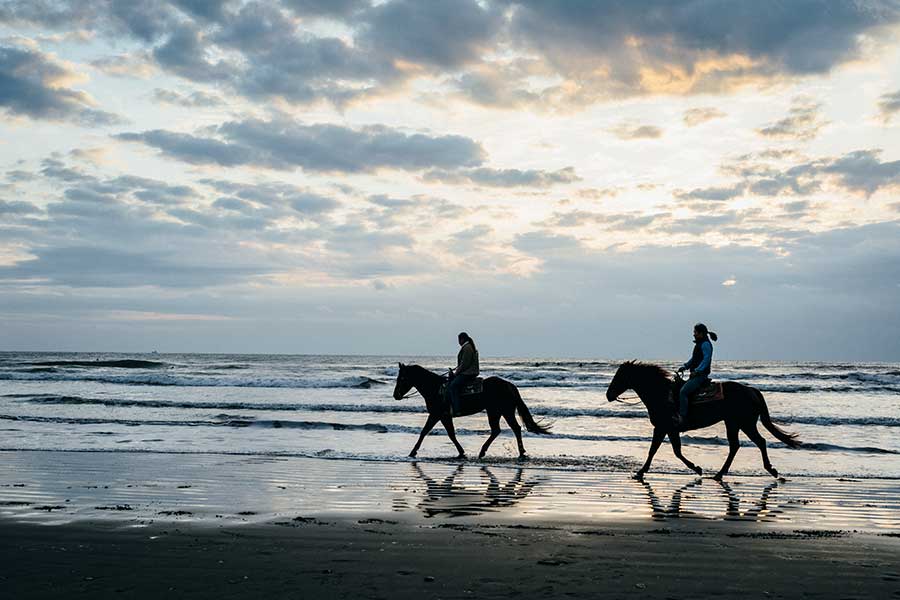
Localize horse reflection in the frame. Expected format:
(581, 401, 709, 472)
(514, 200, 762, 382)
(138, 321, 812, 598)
(410, 463, 542, 518)
(638, 477, 782, 522)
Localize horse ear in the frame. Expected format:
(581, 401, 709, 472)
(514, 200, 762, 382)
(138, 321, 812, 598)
(398, 362, 404, 368)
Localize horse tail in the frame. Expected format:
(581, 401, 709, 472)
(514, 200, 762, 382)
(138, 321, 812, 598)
(510, 383, 552, 434)
(752, 387, 802, 448)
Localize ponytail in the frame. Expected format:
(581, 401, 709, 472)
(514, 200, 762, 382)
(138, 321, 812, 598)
(694, 323, 718, 342)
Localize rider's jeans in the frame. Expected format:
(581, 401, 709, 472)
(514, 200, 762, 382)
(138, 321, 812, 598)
(679, 374, 708, 418)
(449, 373, 476, 414)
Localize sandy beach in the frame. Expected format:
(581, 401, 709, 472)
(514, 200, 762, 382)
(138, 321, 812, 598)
(2, 450, 899, 598)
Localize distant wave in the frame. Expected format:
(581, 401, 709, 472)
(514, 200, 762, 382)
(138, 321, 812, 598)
(28, 359, 168, 369)
(0, 370, 900, 394)
(0, 373, 388, 389)
(11, 394, 900, 428)
(2, 413, 897, 455)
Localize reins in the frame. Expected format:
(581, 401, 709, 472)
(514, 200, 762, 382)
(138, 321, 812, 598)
(612, 394, 643, 406)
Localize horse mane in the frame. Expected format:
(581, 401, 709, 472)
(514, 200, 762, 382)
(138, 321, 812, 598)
(622, 360, 672, 382)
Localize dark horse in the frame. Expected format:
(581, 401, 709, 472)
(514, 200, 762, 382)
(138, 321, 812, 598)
(392, 363, 551, 459)
(605, 361, 801, 481)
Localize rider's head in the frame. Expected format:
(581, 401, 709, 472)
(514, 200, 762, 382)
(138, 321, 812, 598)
(693, 323, 718, 342)
(458, 332, 475, 348)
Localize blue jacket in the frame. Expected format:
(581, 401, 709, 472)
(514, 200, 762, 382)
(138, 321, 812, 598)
(682, 340, 713, 377)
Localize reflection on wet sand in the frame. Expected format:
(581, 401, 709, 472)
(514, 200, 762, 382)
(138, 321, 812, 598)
(410, 463, 543, 518)
(638, 476, 782, 522)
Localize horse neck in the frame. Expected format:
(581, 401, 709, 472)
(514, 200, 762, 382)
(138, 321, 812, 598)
(631, 372, 671, 414)
(411, 367, 443, 400)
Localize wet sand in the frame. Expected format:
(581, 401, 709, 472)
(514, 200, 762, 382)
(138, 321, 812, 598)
(4, 518, 900, 599)
(2, 451, 899, 598)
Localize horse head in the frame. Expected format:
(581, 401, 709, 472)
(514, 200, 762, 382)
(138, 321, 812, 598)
(393, 362, 412, 400)
(606, 360, 636, 402)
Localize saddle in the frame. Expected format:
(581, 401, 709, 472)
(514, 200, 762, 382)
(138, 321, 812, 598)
(670, 378, 725, 409)
(439, 377, 484, 400)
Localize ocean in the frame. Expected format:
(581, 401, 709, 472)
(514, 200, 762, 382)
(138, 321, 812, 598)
(1, 352, 898, 479)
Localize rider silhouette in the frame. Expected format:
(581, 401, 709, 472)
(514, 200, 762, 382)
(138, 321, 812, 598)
(675, 323, 718, 427)
(448, 332, 479, 416)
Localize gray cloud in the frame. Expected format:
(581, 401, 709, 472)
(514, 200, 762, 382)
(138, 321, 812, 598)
(0, 199, 40, 215)
(674, 184, 746, 202)
(609, 123, 663, 140)
(502, 1, 900, 97)
(422, 166, 579, 188)
(758, 98, 828, 140)
(118, 118, 486, 173)
(684, 107, 726, 127)
(152, 88, 223, 107)
(0, 45, 122, 125)
(6, 1, 900, 112)
(727, 149, 900, 198)
(546, 210, 666, 231)
(360, 0, 503, 69)
(877, 89, 900, 122)
(0, 246, 264, 288)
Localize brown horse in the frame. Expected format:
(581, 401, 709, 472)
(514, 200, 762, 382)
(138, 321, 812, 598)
(605, 361, 801, 480)
(392, 363, 551, 459)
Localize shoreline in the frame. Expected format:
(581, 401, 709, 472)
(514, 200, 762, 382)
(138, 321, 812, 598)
(2, 450, 898, 531)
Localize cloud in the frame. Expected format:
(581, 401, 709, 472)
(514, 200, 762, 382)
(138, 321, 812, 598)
(757, 97, 828, 140)
(0, 246, 265, 288)
(360, 0, 503, 70)
(5, 1, 900, 112)
(683, 107, 726, 127)
(117, 118, 486, 173)
(609, 123, 663, 140)
(499, 1, 900, 104)
(674, 184, 746, 202)
(545, 210, 666, 231)
(0, 199, 40, 215)
(877, 89, 900, 123)
(726, 148, 900, 198)
(422, 166, 579, 188)
(152, 88, 223, 107)
(90, 53, 157, 78)
(0, 45, 122, 125)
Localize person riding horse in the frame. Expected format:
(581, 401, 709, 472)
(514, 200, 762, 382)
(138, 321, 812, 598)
(674, 323, 718, 428)
(448, 332, 479, 416)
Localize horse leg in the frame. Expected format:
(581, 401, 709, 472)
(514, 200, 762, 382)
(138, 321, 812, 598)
(669, 431, 703, 476)
(502, 410, 527, 458)
(478, 412, 502, 459)
(742, 422, 779, 479)
(713, 422, 741, 481)
(440, 415, 466, 458)
(409, 413, 440, 457)
(635, 427, 666, 479)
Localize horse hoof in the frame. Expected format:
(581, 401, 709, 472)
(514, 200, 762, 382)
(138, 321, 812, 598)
(517, 454, 529, 462)
(693, 466, 703, 476)
(633, 471, 645, 481)
(712, 474, 723, 482)
(408, 452, 417, 458)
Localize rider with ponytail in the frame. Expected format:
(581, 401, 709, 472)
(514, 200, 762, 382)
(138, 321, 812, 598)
(675, 323, 718, 427)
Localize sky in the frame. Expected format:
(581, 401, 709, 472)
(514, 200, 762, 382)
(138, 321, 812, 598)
(0, 0, 899, 360)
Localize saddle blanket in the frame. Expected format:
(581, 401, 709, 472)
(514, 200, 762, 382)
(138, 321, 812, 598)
(670, 381, 725, 408)
(440, 377, 484, 399)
